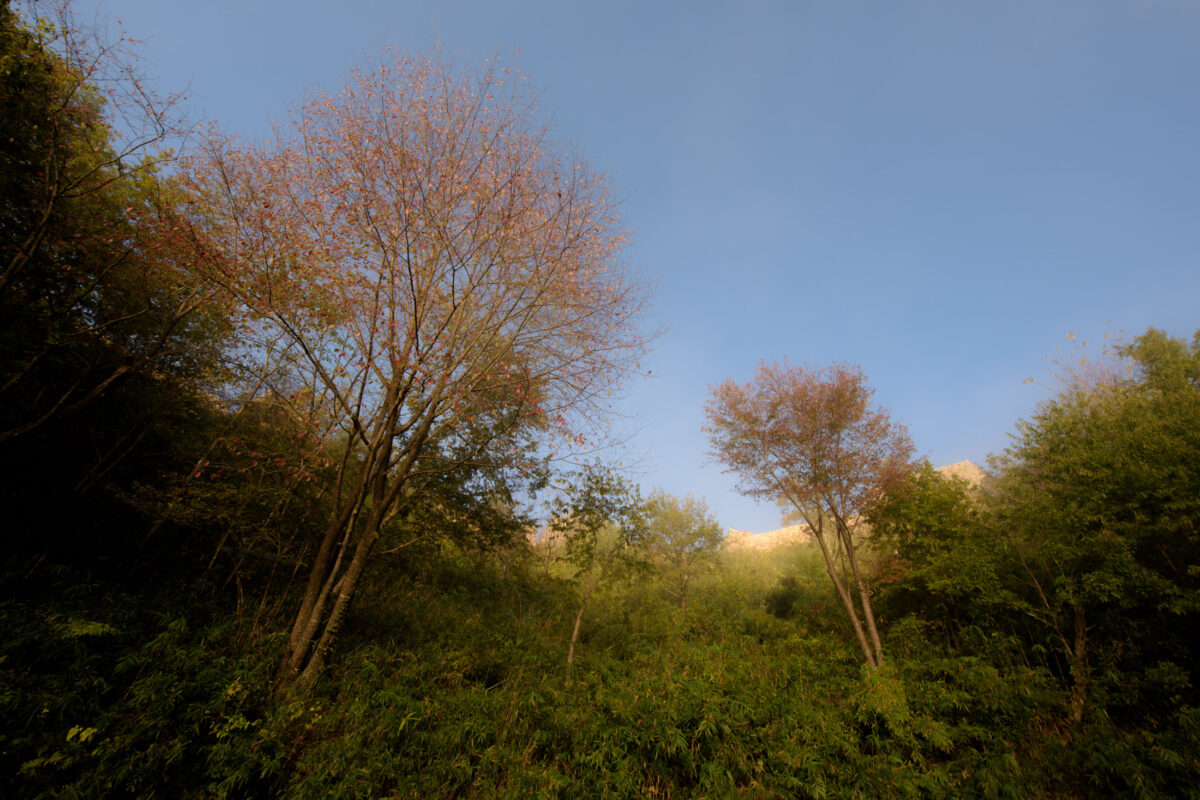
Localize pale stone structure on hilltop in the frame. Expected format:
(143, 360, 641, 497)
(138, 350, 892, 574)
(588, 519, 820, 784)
(935, 459, 986, 487)
(724, 524, 810, 552)
(723, 460, 984, 551)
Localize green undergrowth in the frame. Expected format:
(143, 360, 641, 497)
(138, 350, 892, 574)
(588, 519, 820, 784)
(272, 547, 1122, 799)
(0, 589, 286, 799)
(4, 544, 1198, 798)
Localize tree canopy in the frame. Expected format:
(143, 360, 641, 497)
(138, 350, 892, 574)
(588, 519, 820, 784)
(705, 361, 915, 667)
(5, 3, 1200, 796)
(644, 490, 723, 613)
(177, 52, 649, 689)
(982, 328, 1200, 723)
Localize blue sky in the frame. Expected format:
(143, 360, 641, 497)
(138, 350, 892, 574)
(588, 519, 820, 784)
(80, 0, 1200, 532)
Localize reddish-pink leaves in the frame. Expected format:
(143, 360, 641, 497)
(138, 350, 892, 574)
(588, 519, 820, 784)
(176, 50, 650, 484)
(704, 361, 914, 516)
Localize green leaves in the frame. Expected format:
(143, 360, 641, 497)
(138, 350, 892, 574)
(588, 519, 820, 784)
(550, 464, 650, 575)
(995, 328, 1200, 618)
(644, 490, 723, 613)
(876, 327, 1200, 737)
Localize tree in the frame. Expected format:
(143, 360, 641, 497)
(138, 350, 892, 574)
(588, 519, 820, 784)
(0, 1, 237, 593)
(180, 52, 648, 691)
(644, 490, 722, 614)
(865, 462, 983, 633)
(549, 465, 649, 680)
(982, 328, 1200, 724)
(0, 1, 221, 446)
(704, 361, 914, 668)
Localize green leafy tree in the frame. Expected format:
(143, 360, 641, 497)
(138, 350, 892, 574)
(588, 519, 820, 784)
(0, 1, 223, 447)
(984, 328, 1200, 724)
(0, 1, 234, 588)
(549, 465, 649, 679)
(869, 329, 1200, 730)
(864, 326, 1200, 746)
(644, 490, 723, 614)
(866, 462, 985, 638)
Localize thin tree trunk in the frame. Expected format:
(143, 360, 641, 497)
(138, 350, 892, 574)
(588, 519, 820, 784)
(567, 553, 614, 681)
(278, 500, 360, 680)
(1067, 604, 1088, 725)
(840, 524, 883, 664)
(855, 572, 884, 664)
(566, 595, 589, 681)
(295, 512, 383, 692)
(278, 383, 445, 692)
(278, 407, 394, 682)
(678, 568, 690, 615)
(812, 527, 877, 669)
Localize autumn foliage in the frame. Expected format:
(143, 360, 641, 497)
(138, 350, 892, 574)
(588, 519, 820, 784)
(9, 5, 1200, 796)
(705, 361, 914, 667)
(180, 53, 648, 689)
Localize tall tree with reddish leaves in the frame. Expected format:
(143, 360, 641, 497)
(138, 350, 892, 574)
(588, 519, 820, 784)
(704, 362, 914, 668)
(181, 52, 649, 691)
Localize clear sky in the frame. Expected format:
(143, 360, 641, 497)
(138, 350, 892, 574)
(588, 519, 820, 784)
(78, 0, 1200, 532)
